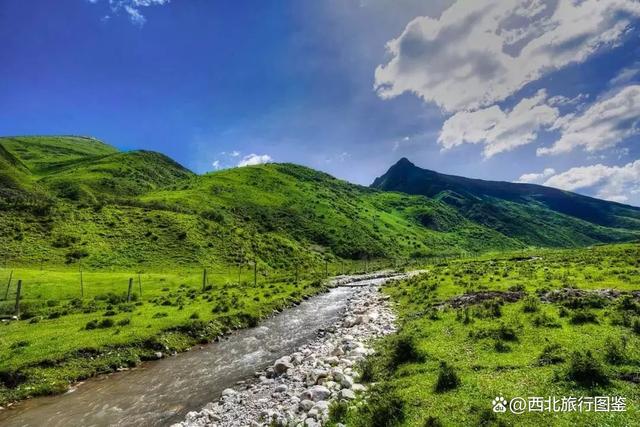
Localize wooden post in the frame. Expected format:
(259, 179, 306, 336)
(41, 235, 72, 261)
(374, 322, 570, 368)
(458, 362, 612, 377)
(138, 273, 142, 297)
(4, 270, 12, 300)
(253, 259, 257, 287)
(14, 280, 21, 316)
(202, 268, 207, 292)
(79, 264, 84, 298)
(237, 264, 241, 284)
(127, 278, 133, 302)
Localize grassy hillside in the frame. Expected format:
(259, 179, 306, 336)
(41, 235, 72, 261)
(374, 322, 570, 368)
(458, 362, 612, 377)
(0, 137, 526, 271)
(0, 136, 118, 175)
(372, 158, 640, 247)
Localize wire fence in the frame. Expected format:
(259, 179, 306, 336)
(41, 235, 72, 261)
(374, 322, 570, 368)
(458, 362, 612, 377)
(0, 252, 487, 317)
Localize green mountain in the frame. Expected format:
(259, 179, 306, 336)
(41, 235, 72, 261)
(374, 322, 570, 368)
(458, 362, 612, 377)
(1, 137, 638, 270)
(0, 136, 518, 269)
(371, 158, 640, 247)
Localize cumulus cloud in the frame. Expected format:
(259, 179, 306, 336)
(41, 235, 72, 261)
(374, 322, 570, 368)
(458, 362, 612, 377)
(374, 0, 640, 113)
(517, 167, 556, 184)
(543, 160, 640, 203)
(438, 89, 559, 157)
(237, 154, 273, 167)
(538, 85, 640, 156)
(87, 0, 171, 25)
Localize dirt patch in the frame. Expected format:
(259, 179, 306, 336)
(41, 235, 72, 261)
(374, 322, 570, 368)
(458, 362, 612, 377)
(438, 291, 525, 309)
(539, 288, 629, 303)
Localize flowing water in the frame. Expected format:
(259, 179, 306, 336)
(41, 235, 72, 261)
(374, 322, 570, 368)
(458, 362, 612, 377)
(0, 277, 392, 427)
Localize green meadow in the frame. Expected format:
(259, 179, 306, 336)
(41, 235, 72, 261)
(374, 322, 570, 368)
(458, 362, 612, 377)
(332, 243, 640, 427)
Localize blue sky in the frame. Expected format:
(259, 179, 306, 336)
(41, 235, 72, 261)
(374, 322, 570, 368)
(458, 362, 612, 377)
(2, 0, 640, 205)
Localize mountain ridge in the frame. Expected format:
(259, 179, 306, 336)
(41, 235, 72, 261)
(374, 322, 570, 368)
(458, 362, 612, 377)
(371, 158, 640, 246)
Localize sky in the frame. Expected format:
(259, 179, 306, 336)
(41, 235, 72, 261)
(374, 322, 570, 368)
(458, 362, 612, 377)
(1, 0, 640, 206)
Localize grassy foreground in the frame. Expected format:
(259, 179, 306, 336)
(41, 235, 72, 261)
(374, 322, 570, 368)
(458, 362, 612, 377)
(0, 264, 340, 406)
(331, 243, 640, 427)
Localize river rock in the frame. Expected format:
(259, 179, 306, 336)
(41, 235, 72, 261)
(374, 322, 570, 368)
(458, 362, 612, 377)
(339, 389, 356, 400)
(274, 356, 294, 375)
(301, 385, 331, 402)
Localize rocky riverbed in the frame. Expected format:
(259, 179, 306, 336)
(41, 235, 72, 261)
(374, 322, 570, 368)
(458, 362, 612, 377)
(173, 279, 399, 427)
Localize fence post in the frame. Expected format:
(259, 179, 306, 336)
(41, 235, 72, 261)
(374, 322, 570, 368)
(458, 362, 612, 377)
(4, 270, 12, 300)
(79, 264, 84, 298)
(253, 259, 257, 287)
(14, 280, 22, 316)
(138, 273, 142, 297)
(202, 268, 208, 292)
(127, 278, 133, 302)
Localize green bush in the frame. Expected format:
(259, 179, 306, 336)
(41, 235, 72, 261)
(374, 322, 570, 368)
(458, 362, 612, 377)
(354, 385, 404, 427)
(387, 333, 424, 370)
(569, 310, 598, 325)
(522, 295, 540, 313)
(566, 350, 609, 387)
(434, 361, 460, 393)
(537, 343, 565, 366)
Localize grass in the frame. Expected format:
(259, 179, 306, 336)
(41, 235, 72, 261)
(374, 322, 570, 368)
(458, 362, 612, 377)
(0, 264, 332, 405)
(332, 243, 640, 426)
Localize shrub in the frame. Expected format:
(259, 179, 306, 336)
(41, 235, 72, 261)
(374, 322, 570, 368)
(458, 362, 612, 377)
(387, 334, 424, 370)
(522, 295, 540, 313)
(470, 323, 518, 342)
(537, 343, 565, 366)
(98, 318, 114, 328)
(531, 313, 561, 328)
(434, 361, 460, 393)
(117, 318, 131, 326)
(569, 309, 598, 325)
(493, 340, 511, 353)
(566, 350, 609, 387)
(85, 319, 99, 330)
(328, 400, 349, 424)
(354, 386, 404, 427)
(423, 416, 444, 427)
(604, 338, 626, 365)
(632, 318, 640, 334)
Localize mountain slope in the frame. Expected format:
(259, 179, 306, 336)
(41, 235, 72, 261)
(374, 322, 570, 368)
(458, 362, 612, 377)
(0, 137, 523, 268)
(371, 158, 640, 247)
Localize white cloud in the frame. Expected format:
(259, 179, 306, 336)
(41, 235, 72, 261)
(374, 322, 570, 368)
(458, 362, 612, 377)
(374, 0, 640, 113)
(548, 93, 589, 107)
(212, 160, 221, 170)
(438, 89, 559, 157)
(237, 154, 273, 167)
(517, 167, 556, 184)
(543, 160, 640, 203)
(87, 0, 171, 25)
(538, 85, 640, 155)
(610, 62, 640, 86)
(230, 150, 241, 157)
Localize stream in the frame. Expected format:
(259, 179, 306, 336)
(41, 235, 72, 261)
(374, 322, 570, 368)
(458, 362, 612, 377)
(0, 276, 395, 427)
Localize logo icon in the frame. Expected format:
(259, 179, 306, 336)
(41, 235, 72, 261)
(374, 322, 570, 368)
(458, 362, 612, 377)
(492, 396, 508, 413)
